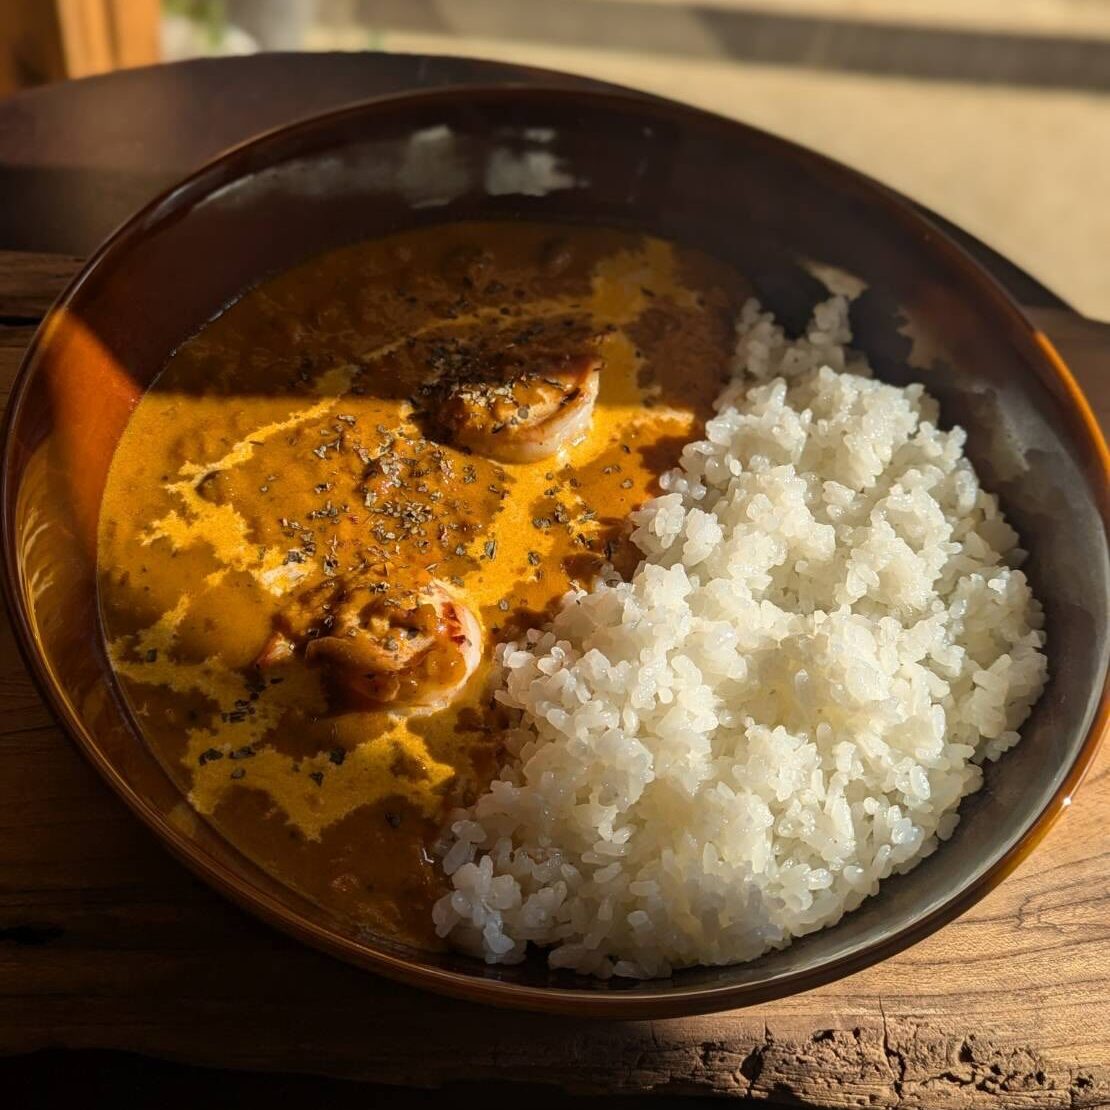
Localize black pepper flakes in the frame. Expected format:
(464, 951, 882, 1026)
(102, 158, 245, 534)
(309, 771, 325, 786)
(229, 768, 246, 781)
(328, 748, 346, 766)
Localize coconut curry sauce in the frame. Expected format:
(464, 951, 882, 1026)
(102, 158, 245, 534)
(97, 222, 749, 946)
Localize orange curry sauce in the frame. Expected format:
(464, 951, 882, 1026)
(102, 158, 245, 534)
(97, 222, 749, 946)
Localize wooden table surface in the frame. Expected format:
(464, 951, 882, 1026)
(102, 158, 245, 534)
(0, 248, 1107, 1108)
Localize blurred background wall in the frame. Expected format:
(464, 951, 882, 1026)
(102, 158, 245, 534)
(0, 0, 1107, 319)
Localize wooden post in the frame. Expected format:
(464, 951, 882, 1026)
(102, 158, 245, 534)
(0, 0, 161, 93)
(55, 0, 116, 78)
(0, 0, 69, 92)
(104, 0, 161, 70)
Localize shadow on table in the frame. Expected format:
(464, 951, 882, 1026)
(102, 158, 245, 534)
(4, 1049, 768, 1107)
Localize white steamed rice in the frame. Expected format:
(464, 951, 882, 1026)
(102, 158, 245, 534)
(432, 295, 1048, 979)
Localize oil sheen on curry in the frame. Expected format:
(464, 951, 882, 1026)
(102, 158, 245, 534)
(97, 222, 749, 947)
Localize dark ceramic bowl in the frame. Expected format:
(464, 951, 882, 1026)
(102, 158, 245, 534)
(3, 85, 1108, 1017)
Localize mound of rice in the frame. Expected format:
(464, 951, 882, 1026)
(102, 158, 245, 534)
(432, 295, 1048, 979)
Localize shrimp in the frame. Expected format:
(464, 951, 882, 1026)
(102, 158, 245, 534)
(416, 315, 604, 464)
(437, 352, 601, 464)
(256, 580, 482, 713)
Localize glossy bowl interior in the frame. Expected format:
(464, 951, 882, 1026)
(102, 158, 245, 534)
(3, 86, 1108, 1017)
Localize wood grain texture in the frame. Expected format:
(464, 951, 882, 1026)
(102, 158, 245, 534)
(0, 252, 1106, 1107)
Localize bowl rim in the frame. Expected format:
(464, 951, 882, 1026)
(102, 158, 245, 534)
(3, 80, 1108, 1018)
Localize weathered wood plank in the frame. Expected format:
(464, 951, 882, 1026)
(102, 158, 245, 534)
(0, 252, 1106, 1107)
(0, 251, 82, 318)
(0, 324, 36, 409)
